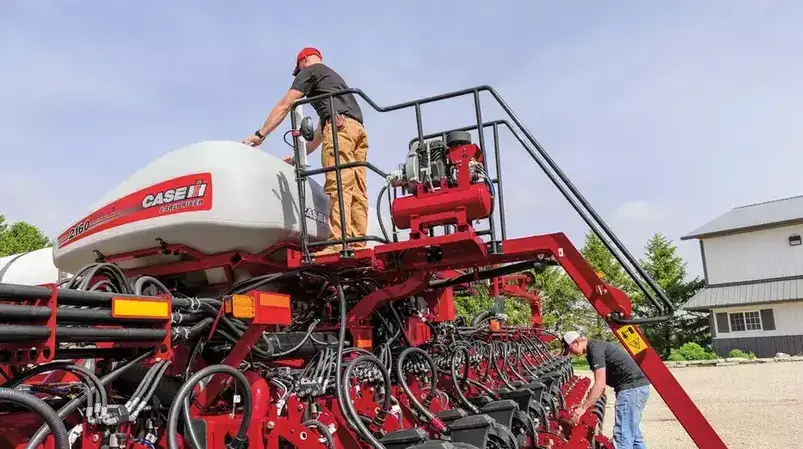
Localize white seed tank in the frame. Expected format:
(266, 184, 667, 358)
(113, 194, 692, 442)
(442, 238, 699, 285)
(52, 141, 331, 275)
(0, 247, 66, 285)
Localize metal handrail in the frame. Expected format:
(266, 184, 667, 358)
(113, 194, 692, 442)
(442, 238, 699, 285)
(289, 85, 674, 324)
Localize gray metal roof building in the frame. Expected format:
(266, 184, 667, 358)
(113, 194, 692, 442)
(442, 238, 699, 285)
(682, 277, 803, 311)
(681, 194, 803, 311)
(679, 195, 803, 357)
(681, 195, 803, 241)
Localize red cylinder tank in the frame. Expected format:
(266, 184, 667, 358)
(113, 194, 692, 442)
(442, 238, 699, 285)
(391, 183, 493, 230)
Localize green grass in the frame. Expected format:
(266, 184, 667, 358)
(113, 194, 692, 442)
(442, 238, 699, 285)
(571, 356, 589, 370)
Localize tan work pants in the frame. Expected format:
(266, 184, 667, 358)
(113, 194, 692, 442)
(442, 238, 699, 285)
(321, 116, 369, 249)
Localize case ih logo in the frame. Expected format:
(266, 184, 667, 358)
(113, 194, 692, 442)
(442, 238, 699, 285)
(57, 173, 213, 249)
(142, 180, 208, 212)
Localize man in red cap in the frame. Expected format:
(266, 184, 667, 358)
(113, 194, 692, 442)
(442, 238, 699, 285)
(242, 47, 369, 254)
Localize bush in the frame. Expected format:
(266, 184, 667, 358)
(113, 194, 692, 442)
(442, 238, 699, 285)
(674, 342, 720, 361)
(675, 342, 706, 360)
(667, 349, 685, 361)
(727, 349, 756, 359)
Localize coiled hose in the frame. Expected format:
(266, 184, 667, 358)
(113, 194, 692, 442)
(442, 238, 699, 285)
(303, 419, 335, 449)
(450, 347, 480, 415)
(0, 388, 69, 449)
(166, 364, 253, 449)
(341, 353, 390, 449)
(491, 342, 516, 390)
(503, 342, 529, 383)
(395, 346, 443, 430)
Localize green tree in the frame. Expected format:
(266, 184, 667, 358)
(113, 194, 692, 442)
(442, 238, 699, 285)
(577, 231, 642, 341)
(580, 231, 636, 294)
(532, 266, 585, 333)
(454, 284, 494, 324)
(453, 282, 531, 326)
(637, 233, 708, 358)
(0, 215, 51, 256)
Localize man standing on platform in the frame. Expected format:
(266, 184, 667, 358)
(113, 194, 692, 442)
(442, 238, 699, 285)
(242, 47, 369, 253)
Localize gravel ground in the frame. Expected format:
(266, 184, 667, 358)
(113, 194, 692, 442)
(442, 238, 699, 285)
(579, 362, 803, 448)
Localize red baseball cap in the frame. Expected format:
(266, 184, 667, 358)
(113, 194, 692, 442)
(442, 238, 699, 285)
(293, 47, 322, 76)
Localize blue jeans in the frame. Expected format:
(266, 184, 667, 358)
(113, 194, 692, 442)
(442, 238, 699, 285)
(613, 385, 650, 448)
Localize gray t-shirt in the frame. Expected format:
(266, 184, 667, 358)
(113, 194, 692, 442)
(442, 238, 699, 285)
(290, 63, 363, 125)
(586, 339, 649, 393)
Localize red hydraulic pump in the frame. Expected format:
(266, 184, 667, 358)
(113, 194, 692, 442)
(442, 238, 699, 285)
(389, 131, 494, 238)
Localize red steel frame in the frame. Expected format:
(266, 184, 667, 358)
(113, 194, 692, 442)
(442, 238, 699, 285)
(138, 228, 727, 448)
(330, 231, 726, 448)
(491, 273, 545, 330)
(55, 170, 727, 448)
(7, 233, 726, 448)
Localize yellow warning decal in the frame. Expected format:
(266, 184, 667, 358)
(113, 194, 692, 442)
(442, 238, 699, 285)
(615, 324, 647, 355)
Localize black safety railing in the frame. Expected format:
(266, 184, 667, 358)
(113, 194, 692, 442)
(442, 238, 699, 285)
(289, 85, 675, 325)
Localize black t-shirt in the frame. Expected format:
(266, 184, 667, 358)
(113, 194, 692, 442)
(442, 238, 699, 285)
(290, 63, 363, 125)
(586, 339, 649, 393)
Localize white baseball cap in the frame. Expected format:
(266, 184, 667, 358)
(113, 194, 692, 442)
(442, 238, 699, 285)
(563, 331, 582, 346)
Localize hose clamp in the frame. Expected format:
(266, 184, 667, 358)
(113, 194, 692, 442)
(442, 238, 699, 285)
(188, 297, 201, 311)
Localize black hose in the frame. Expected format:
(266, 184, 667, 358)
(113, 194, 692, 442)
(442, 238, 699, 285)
(271, 319, 320, 357)
(125, 361, 163, 411)
(180, 347, 206, 449)
(471, 310, 491, 327)
(182, 394, 204, 449)
(518, 345, 539, 378)
(465, 375, 497, 398)
(376, 183, 390, 242)
(167, 364, 252, 449)
(342, 354, 389, 449)
(182, 317, 215, 341)
(5, 362, 107, 415)
(131, 361, 172, 419)
(387, 303, 412, 346)
(491, 342, 515, 390)
(133, 275, 172, 296)
(332, 282, 363, 435)
(303, 419, 335, 449)
(0, 388, 70, 449)
(503, 343, 528, 383)
(450, 348, 480, 414)
(396, 347, 438, 424)
(25, 350, 153, 449)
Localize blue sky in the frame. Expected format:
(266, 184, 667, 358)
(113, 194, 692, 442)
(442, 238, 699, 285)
(2, 1, 803, 279)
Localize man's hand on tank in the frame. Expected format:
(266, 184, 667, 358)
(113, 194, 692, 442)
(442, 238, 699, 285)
(241, 135, 264, 147)
(284, 156, 296, 166)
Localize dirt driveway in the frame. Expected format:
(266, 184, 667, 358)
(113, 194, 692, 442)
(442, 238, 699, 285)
(579, 362, 803, 448)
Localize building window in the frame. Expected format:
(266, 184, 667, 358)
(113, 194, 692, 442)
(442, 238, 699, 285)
(728, 310, 762, 332)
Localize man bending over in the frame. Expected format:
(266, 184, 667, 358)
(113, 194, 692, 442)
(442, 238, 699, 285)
(563, 330, 651, 449)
